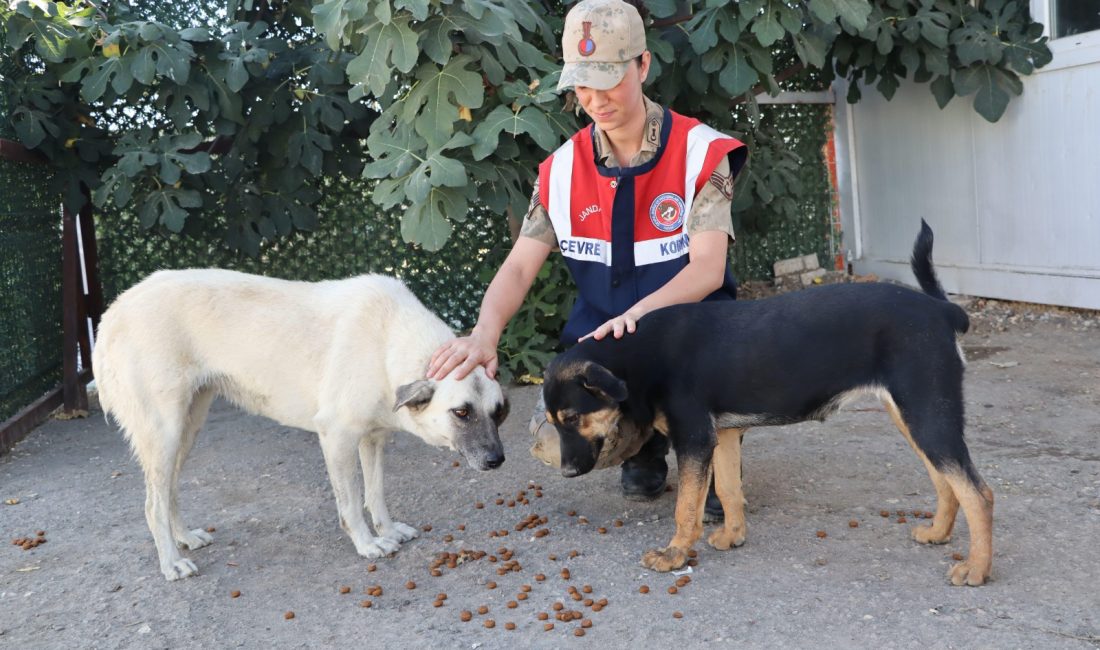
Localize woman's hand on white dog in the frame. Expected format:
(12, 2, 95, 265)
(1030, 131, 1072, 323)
(428, 329, 499, 380)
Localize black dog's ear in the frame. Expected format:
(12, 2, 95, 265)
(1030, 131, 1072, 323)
(491, 397, 510, 426)
(394, 380, 435, 412)
(580, 362, 627, 403)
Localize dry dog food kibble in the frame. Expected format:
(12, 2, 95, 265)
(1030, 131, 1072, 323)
(284, 611, 295, 620)
(478, 605, 489, 615)
(230, 590, 241, 598)
(574, 629, 586, 637)
(544, 623, 554, 631)
(368, 564, 377, 572)
(673, 611, 683, 619)
(505, 622, 516, 630)
(484, 619, 495, 629)
(897, 516, 908, 524)
(475, 502, 485, 509)
(487, 581, 497, 589)
(639, 585, 650, 594)
(952, 552, 964, 561)
(668, 586, 678, 595)
(849, 520, 859, 528)
(517, 593, 528, 601)
(360, 600, 372, 608)
(339, 586, 351, 594)
(816, 530, 827, 538)
(460, 611, 473, 622)
(507, 601, 518, 609)
(538, 612, 549, 620)
(422, 524, 432, 532)
(880, 510, 890, 517)
(406, 581, 416, 590)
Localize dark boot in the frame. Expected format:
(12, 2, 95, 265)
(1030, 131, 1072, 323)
(705, 431, 746, 522)
(703, 478, 723, 522)
(620, 433, 669, 501)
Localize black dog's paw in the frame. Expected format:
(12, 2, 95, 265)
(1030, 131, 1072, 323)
(706, 526, 745, 550)
(641, 546, 688, 572)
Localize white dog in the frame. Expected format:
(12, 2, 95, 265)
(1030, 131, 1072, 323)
(92, 270, 508, 581)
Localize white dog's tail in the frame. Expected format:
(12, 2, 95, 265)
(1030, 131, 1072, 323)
(91, 311, 116, 427)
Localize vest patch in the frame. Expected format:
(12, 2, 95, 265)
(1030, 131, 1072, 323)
(649, 192, 685, 232)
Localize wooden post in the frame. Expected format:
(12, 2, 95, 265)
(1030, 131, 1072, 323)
(79, 190, 105, 333)
(61, 202, 88, 414)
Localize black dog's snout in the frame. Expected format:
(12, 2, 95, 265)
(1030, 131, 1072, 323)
(485, 453, 505, 469)
(561, 465, 582, 478)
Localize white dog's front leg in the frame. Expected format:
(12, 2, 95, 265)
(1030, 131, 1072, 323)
(319, 430, 398, 558)
(360, 435, 419, 544)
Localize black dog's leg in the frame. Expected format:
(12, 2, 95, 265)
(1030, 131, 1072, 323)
(886, 399, 994, 586)
(886, 403, 960, 543)
(707, 427, 748, 550)
(641, 410, 714, 572)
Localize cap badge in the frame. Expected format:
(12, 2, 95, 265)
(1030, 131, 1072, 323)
(578, 22, 596, 56)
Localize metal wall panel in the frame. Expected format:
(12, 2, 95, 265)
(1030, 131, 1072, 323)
(833, 43, 1100, 309)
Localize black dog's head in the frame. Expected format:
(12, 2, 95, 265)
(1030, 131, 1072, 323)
(543, 358, 628, 478)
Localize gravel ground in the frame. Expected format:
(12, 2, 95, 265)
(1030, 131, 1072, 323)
(2, 297, 1099, 649)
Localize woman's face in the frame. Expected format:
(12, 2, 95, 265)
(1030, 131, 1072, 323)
(574, 51, 651, 137)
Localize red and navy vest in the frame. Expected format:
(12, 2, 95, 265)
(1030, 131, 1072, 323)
(538, 108, 748, 343)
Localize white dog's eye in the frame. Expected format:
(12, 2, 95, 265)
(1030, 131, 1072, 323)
(451, 408, 469, 420)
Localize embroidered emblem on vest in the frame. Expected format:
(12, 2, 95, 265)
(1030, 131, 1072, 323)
(650, 193, 685, 232)
(578, 22, 596, 56)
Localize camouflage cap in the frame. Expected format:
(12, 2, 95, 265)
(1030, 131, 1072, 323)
(558, 0, 646, 91)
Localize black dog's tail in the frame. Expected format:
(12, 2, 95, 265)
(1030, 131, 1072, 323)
(911, 219, 969, 334)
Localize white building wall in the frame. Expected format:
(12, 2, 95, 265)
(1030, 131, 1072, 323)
(833, 8, 1100, 310)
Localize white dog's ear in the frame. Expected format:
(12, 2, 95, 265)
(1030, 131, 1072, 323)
(394, 380, 435, 412)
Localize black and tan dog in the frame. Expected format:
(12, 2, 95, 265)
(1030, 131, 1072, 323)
(542, 221, 993, 586)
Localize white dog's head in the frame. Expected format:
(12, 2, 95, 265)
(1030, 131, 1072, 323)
(393, 368, 508, 470)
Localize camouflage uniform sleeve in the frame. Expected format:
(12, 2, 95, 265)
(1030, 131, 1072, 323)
(685, 155, 736, 242)
(518, 178, 558, 247)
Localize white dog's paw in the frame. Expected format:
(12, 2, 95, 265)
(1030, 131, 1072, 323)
(355, 536, 400, 559)
(176, 528, 213, 550)
(162, 558, 199, 581)
(381, 522, 419, 544)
